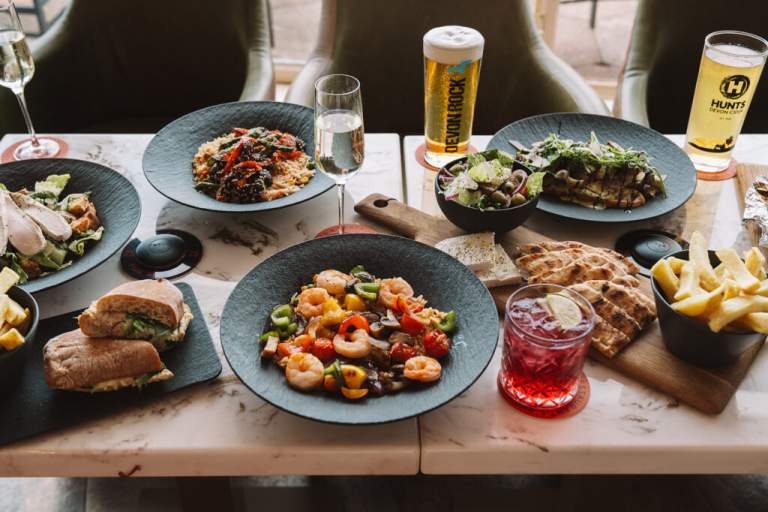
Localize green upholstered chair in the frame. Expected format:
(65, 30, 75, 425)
(615, 0, 768, 133)
(0, 0, 274, 136)
(285, 0, 608, 134)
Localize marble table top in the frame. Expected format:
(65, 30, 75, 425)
(404, 134, 768, 474)
(0, 133, 420, 477)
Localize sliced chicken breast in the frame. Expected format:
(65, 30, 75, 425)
(11, 192, 72, 241)
(1, 191, 45, 256)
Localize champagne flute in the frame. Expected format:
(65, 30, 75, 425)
(314, 74, 364, 235)
(0, 0, 60, 160)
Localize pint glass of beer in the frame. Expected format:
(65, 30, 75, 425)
(685, 31, 768, 173)
(423, 26, 484, 168)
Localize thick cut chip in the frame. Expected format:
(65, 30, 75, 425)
(651, 259, 679, 299)
(708, 295, 768, 332)
(733, 312, 768, 334)
(689, 231, 719, 291)
(672, 284, 723, 317)
(744, 248, 767, 280)
(674, 262, 704, 301)
(716, 248, 761, 293)
(666, 256, 687, 274)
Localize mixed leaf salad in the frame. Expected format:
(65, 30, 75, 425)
(511, 132, 666, 210)
(438, 149, 546, 210)
(0, 174, 103, 283)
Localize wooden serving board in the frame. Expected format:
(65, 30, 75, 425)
(355, 193, 764, 414)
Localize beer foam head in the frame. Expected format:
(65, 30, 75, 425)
(423, 26, 484, 65)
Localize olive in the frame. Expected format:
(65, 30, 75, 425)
(510, 193, 527, 205)
(489, 190, 510, 207)
(501, 181, 517, 194)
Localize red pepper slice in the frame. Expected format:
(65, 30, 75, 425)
(222, 142, 243, 174)
(395, 296, 424, 314)
(338, 314, 370, 336)
(294, 334, 314, 351)
(232, 127, 248, 136)
(400, 313, 427, 335)
(233, 160, 263, 170)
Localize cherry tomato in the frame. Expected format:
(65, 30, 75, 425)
(338, 314, 370, 336)
(423, 330, 450, 358)
(390, 341, 418, 362)
(400, 313, 427, 335)
(311, 337, 336, 362)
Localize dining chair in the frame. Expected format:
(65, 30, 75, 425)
(285, 0, 608, 134)
(0, 0, 274, 136)
(614, 0, 768, 133)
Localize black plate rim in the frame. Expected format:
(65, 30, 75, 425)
(486, 112, 697, 223)
(220, 233, 500, 425)
(142, 100, 335, 213)
(0, 158, 142, 294)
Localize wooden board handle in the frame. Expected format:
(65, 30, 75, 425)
(355, 193, 441, 239)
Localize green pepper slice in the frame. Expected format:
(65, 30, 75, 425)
(270, 304, 293, 328)
(259, 330, 279, 342)
(434, 311, 456, 333)
(323, 360, 344, 388)
(277, 322, 298, 338)
(354, 282, 380, 301)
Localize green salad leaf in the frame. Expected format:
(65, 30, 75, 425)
(526, 172, 546, 198)
(124, 314, 173, 340)
(67, 227, 104, 256)
(0, 252, 28, 283)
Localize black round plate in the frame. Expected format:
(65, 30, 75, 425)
(220, 234, 499, 425)
(0, 158, 141, 293)
(487, 113, 697, 223)
(142, 101, 334, 213)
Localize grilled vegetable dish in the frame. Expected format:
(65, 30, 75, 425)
(438, 149, 545, 209)
(0, 174, 103, 283)
(259, 266, 456, 400)
(511, 132, 666, 210)
(192, 127, 315, 203)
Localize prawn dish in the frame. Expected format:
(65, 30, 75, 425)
(192, 127, 315, 203)
(259, 266, 457, 400)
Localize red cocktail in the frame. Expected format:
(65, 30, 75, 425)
(498, 285, 594, 410)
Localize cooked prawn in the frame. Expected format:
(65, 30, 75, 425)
(285, 352, 324, 390)
(378, 277, 414, 309)
(297, 287, 330, 318)
(333, 328, 371, 358)
(404, 356, 441, 382)
(314, 269, 352, 296)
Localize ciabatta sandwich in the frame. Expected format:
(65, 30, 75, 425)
(78, 279, 192, 351)
(43, 329, 173, 392)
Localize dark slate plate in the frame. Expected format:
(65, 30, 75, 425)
(142, 101, 334, 213)
(0, 283, 221, 447)
(220, 234, 499, 425)
(487, 113, 697, 223)
(0, 158, 141, 293)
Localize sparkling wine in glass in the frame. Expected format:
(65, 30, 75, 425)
(0, 0, 60, 160)
(314, 74, 364, 235)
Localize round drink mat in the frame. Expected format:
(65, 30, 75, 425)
(1, 136, 68, 162)
(695, 158, 738, 181)
(497, 372, 590, 419)
(415, 142, 479, 171)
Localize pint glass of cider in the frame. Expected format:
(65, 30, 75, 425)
(423, 26, 484, 168)
(685, 31, 768, 173)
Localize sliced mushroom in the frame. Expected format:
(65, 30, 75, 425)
(11, 192, 72, 241)
(389, 331, 415, 346)
(369, 321, 390, 339)
(381, 310, 401, 329)
(1, 192, 46, 256)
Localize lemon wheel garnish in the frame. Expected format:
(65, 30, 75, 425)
(545, 293, 583, 330)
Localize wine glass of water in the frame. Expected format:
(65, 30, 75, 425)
(0, 0, 60, 160)
(314, 74, 364, 235)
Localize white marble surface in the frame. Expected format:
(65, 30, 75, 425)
(404, 134, 768, 474)
(0, 133, 420, 477)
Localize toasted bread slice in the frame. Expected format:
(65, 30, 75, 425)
(92, 279, 184, 327)
(44, 329, 173, 391)
(569, 283, 642, 340)
(590, 316, 634, 359)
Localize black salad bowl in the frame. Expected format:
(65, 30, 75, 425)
(0, 286, 39, 391)
(651, 249, 766, 368)
(434, 156, 539, 233)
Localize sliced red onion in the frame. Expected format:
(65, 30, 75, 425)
(508, 170, 528, 195)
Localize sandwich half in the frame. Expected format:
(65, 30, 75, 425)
(44, 329, 174, 392)
(78, 279, 193, 351)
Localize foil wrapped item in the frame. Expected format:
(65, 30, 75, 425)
(743, 175, 768, 247)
